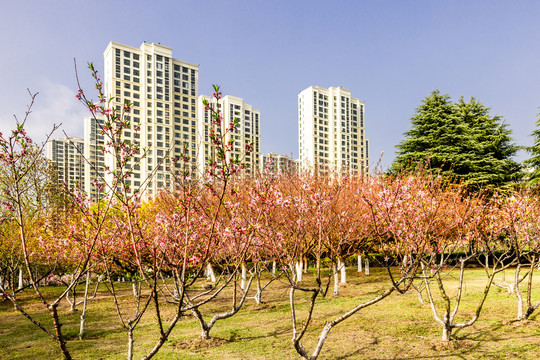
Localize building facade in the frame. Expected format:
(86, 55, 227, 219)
(261, 153, 298, 175)
(83, 116, 106, 201)
(47, 137, 85, 190)
(298, 86, 368, 175)
(197, 95, 261, 176)
(103, 41, 199, 197)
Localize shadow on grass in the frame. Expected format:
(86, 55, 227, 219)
(369, 342, 480, 360)
(335, 338, 479, 360)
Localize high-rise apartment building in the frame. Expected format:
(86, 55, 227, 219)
(47, 137, 85, 189)
(103, 42, 199, 197)
(298, 86, 368, 175)
(83, 116, 106, 201)
(261, 153, 298, 175)
(197, 95, 260, 176)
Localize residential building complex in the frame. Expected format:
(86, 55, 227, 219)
(198, 95, 261, 176)
(262, 153, 298, 175)
(47, 43, 373, 202)
(103, 41, 199, 197)
(46, 137, 85, 189)
(298, 86, 368, 175)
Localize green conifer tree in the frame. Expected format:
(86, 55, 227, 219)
(524, 113, 540, 187)
(392, 91, 521, 190)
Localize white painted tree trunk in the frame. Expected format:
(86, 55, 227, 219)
(365, 258, 370, 276)
(295, 261, 303, 282)
(272, 260, 276, 276)
(132, 279, 140, 299)
(339, 258, 346, 284)
(357, 254, 362, 272)
(206, 263, 216, 283)
(241, 263, 247, 291)
(515, 265, 525, 320)
(127, 326, 134, 360)
(79, 271, 91, 339)
(442, 326, 451, 342)
(333, 262, 339, 296)
(18, 268, 24, 289)
(254, 263, 262, 305)
(485, 255, 489, 269)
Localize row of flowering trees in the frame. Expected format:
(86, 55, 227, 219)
(2, 67, 540, 359)
(3, 164, 540, 358)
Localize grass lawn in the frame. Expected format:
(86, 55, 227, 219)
(1, 267, 540, 359)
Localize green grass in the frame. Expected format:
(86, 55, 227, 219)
(1, 268, 540, 359)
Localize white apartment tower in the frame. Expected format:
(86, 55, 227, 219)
(103, 42, 199, 197)
(83, 116, 106, 201)
(197, 95, 260, 176)
(47, 137, 85, 189)
(298, 86, 368, 175)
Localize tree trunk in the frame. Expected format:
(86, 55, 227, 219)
(415, 281, 425, 305)
(18, 268, 23, 290)
(127, 325, 134, 360)
(272, 260, 276, 276)
(339, 257, 346, 284)
(254, 270, 262, 305)
(295, 261, 303, 282)
(365, 258, 370, 276)
(68, 274, 77, 312)
(303, 256, 308, 274)
(333, 261, 339, 296)
(191, 306, 211, 340)
(132, 279, 140, 299)
(515, 264, 525, 320)
(206, 263, 216, 283)
(442, 325, 452, 342)
(357, 254, 362, 272)
(241, 263, 247, 291)
(79, 272, 91, 339)
(50, 304, 72, 360)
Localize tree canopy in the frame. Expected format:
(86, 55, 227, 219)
(524, 112, 540, 187)
(392, 90, 521, 190)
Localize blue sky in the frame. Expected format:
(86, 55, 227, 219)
(1, 0, 539, 169)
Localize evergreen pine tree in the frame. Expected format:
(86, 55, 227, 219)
(524, 113, 540, 187)
(392, 91, 521, 190)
